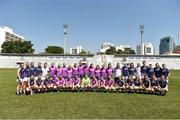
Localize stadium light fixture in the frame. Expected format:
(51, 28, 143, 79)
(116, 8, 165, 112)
(63, 24, 68, 54)
(140, 25, 144, 55)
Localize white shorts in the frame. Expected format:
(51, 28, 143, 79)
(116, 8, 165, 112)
(16, 78, 23, 83)
(24, 77, 30, 82)
(34, 77, 38, 81)
(41, 76, 46, 80)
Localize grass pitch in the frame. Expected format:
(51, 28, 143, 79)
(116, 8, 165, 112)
(0, 69, 180, 119)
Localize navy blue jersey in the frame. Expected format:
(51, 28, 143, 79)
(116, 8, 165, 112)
(29, 79, 35, 86)
(19, 67, 25, 79)
(147, 67, 154, 79)
(34, 66, 42, 76)
(151, 80, 158, 86)
(24, 67, 31, 77)
(30, 66, 36, 76)
(143, 79, 150, 88)
(36, 79, 42, 86)
(161, 68, 169, 77)
(129, 67, 136, 76)
(134, 79, 141, 86)
(141, 65, 148, 75)
(154, 67, 162, 78)
(127, 79, 133, 86)
(159, 80, 167, 88)
(117, 80, 124, 87)
(43, 79, 50, 85)
(122, 66, 129, 77)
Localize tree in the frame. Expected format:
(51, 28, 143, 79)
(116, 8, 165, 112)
(1, 40, 34, 53)
(79, 50, 87, 55)
(105, 46, 116, 55)
(123, 48, 135, 54)
(45, 46, 64, 54)
(116, 49, 124, 54)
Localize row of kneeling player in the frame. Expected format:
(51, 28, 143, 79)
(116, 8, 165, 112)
(21, 74, 168, 96)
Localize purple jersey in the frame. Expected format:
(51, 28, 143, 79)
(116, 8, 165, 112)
(101, 68, 107, 78)
(73, 78, 80, 85)
(78, 66, 84, 75)
(66, 78, 73, 86)
(99, 79, 105, 86)
(51, 77, 58, 85)
(91, 78, 97, 86)
(89, 68, 95, 77)
(106, 68, 113, 76)
(62, 67, 68, 77)
(49, 66, 56, 77)
(84, 67, 89, 75)
(56, 67, 62, 77)
(67, 69, 73, 77)
(73, 67, 79, 76)
(95, 69, 101, 77)
(106, 79, 113, 87)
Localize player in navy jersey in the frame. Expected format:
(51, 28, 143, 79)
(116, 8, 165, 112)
(150, 75, 159, 93)
(116, 76, 125, 92)
(158, 75, 168, 95)
(122, 64, 129, 80)
(30, 62, 36, 76)
(42, 76, 51, 92)
(154, 63, 162, 81)
(34, 62, 43, 80)
(147, 64, 154, 80)
(141, 61, 148, 78)
(128, 63, 136, 79)
(126, 76, 135, 92)
(134, 75, 142, 93)
(142, 75, 151, 93)
(36, 75, 43, 92)
(28, 75, 37, 95)
(23, 62, 31, 94)
(161, 64, 170, 81)
(16, 63, 24, 95)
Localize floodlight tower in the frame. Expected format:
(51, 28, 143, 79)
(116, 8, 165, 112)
(140, 25, 144, 55)
(63, 24, 68, 54)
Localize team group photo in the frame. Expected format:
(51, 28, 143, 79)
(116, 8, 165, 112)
(17, 61, 169, 96)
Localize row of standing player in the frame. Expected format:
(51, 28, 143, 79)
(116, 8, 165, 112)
(16, 61, 169, 95)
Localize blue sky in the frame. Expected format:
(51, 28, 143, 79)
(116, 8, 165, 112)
(0, 0, 180, 54)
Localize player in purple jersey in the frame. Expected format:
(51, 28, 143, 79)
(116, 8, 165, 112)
(56, 75, 65, 89)
(56, 64, 62, 77)
(83, 64, 89, 76)
(30, 62, 36, 76)
(50, 75, 58, 90)
(105, 75, 114, 90)
(89, 64, 95, 78)
(34, 62, 43, 80)
(100, 65, 107, 79)
(67, 65, 73, 77)
(98, 77, 106, 91)
(49, 63, 56, 78)
(73, 63, 79, 76)
(90, 76, 98, 89)
(42, 76, 51, 92)
(72, 75, 81, 90)
(65, 75, 73, 90)
(106, 63, 113, 76)
(23, 62, 31, 94)
(95, 65, 101, 80)
(62, 63, 68, 78)
(78, 62, 84, 78)
(16, 63, 24, 95)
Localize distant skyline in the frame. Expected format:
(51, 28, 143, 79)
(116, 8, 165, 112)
(0, 0, 180, 54)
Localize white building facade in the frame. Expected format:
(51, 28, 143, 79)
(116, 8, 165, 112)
(0, 26, 24, 52)
(136, 43, 154, 55)
(100, 42, 130, 53)
(70, 46, 83, 54)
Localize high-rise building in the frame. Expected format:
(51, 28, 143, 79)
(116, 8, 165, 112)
(99, 42, 130, 53)
(70, 46, 83, 54)
(136, 43, 154, 55)
(159, 36, 175, 54)
(0, 26, 24, 52)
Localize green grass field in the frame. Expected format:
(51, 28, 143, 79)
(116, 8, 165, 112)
(0, 69, 180, 119)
